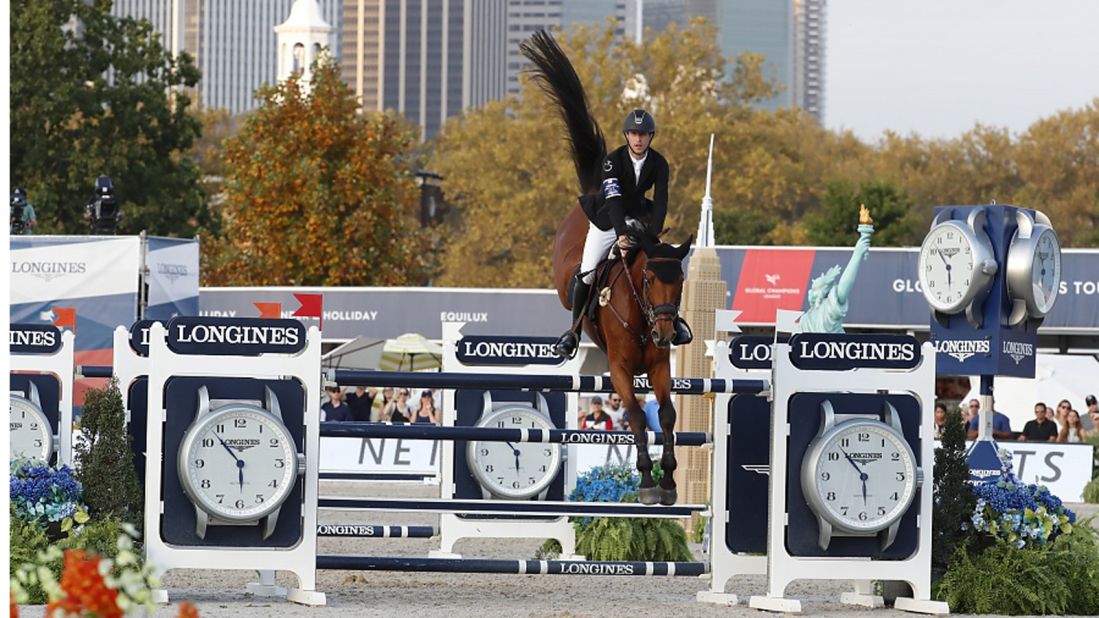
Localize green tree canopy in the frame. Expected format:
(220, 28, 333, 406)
(803, 179, 918, 247)
(11, 0, 204, 235)
(202, 58, 432, 287)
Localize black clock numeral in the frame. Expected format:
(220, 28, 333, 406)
(202, 438, 214, 448)
(29, 423, 38, 430)
(539, 465, 547, 472)
(857, 432, 870, 442)
(544, 449, 552, 457)
(235, 499, 245, 509)
(269, 438, 279, 447)
(484, 465, 494, 473)
(496, 477, 504, 484)
(878, 507, 887, 516)
(840, 506, 849, 516)
(216, 494, 225, 504)
(511, 416, 523, 424)
(826, 492, 836, 501)
(255, 494, 265, 504)
(201, 479, 211, 488)
(194, 459, 205, 468)
(881, 438, 886, 447)
(531, 421, 538, 428)
(480, 448, 489, 456)
(890, 491, 899, 500)
(512, 481, 521, 489)
(33, 439, 43, 447)
(234, 418, 247, 428)
(928, 280, 935, 288)
(896, 472, 906, 481)
(528, 477, 536, 484)
(840, 438, 850, 447)
(858, 511, 868, 521)
(827, 452, 839, 461)
(891, 452, 900, 461)
(215, 424, 225, 433)
(820, 472, 830, 481)
(268, 480, 278, 488)
(274, 458, 285, 468)
(496, 421, 505, 428)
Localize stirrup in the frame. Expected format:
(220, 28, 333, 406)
(553, 331, 579, 359)
(671, 318, 693, 346)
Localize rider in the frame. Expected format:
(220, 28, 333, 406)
(553, 109, 692, 359)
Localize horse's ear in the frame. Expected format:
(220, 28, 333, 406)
(673, 235, 694, 261)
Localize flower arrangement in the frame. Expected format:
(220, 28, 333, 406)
(963, 451, 1075, 548)
(9, 459, 90, 533)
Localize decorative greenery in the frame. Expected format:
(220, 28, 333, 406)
(931, 407, 975, 569)
(75, 379, 144, 528)
(9, 459, 89, 533)
(1083, 476, 1099, 504)
(963, 452, 1075, 548)
(9, 513, 129, 605)
(538, 464, 693, 562)
(936, 521, 1099, 615)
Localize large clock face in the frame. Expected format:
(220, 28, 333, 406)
(1031, 228, 1061, 315)
(179, 406, 298, 521)
(9, 395, 53, 462)
(469, 407, 562, 499)
(807, 420, 917, 533)
(918, 223, 977, 313)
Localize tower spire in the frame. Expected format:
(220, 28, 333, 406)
(696, 134, 716, 248)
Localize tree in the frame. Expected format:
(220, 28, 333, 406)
(10, 0, 204, 235)
(803, 179, 918, 247)
(202, 58, 432, 286)
(75, 379, 143, 529)
(932, 407, 976, 570)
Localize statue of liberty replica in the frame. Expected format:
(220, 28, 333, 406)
(796, 206, 875, 333)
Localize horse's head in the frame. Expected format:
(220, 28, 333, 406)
(634, 235, 693, 348)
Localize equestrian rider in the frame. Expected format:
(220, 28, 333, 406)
(553, 109, 692, 359)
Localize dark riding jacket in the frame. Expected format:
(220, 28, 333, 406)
(580, 145, 669, 236)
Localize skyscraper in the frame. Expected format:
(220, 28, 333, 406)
(793, 0, 826, 122)
(111, 0, 343, 114)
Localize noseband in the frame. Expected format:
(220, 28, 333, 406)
(619, 255, 682, 343)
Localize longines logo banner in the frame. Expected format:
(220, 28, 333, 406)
(456, 335, 562, 366)
(10, 260, 87, 282)
(9, 324, 62, 354)
(728, 334, 790, 369)
(934, 338, 991, 362)
(166, 317, 306, 356)
(129, 320, 156, 356)
(787, 333, 921, 370)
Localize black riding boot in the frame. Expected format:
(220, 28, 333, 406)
(671, 317, 693, 346)
(553, 278, 590, 359)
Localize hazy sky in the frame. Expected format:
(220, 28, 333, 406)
(825, 0, 1099, 141)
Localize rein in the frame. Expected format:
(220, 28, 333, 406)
(605, 251, 681, 345)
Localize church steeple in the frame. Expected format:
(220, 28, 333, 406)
(274, 0, 334, 90)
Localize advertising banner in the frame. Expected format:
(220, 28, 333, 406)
(145, 237, 200, 320)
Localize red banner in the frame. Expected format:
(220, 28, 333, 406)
(731, 249, 816, 323)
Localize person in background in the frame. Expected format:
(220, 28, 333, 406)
(372, 387, 395, 422)
(606, 393, 626, 430)
(643, 393, 661, 432)
(1042, 402, 1058, 429)
(962, 399, 980, 427)
(966, 401, 1013, 440)
(345, 386, 377, 422)
(1084, 395, 1099, 431)
(582, 396, 614, 431)
(382, 388, 413, 423)
(933, 403, 948, 439)
(1058, 409, 1089, 443)
(1054, 399, 1072, 428)
(1020, 402, 1058, 442)
(321, 385, 352, 422)
(412, 390, 440, 424)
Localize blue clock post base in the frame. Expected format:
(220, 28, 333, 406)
(965, 439, 1005, 483)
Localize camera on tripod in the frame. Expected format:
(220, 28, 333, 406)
(86, 176, 122, 234)
(11, 187, 29, 235)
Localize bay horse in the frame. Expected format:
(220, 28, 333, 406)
(521, 31, 693, 506)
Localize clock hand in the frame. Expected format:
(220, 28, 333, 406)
(213, 431, 241, 464)
(238, 459, 245, 492)
(840, 449, 864, 475)
(938, 249, 952, 288)
(506, 441, 520, 473)
(862, 476, 868, 507)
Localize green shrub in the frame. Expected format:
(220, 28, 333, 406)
(1084, 476, 1099, 504)
(936, 521, 1099, 615)
(932, 407, 976, 570)
(9, 510, 52, 604)
(8, 513, 130, 604)
(76, 378, 143, 529)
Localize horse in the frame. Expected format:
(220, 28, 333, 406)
(521, 31, 693, 506)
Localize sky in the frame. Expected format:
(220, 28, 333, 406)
(824, 0, 1099, 141)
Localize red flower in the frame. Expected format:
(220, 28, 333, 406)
(177, 601, 201, 618)
(46, 550, 122, 618)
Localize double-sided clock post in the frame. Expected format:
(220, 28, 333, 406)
(918, 205, 1062, 478)
(143, 318, 324, 606)
(10, 325, 75, 466)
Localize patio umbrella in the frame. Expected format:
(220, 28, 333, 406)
(321, 336, 386, 370)
(378, 333, 443, 372)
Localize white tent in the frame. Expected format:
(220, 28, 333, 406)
(963, 353, 1099, 432)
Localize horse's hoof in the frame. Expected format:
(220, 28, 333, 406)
(639, 486, 661, 505)
(659, 488, 677, 506)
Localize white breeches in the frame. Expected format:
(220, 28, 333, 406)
(579, 223, 618, 284)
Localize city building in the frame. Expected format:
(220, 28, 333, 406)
(793, 0, 826, 121)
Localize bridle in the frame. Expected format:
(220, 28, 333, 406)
(606, 251, 682, 345)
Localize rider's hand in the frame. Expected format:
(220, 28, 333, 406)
(617, 235, 634, 251)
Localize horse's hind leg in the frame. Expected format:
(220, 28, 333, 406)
(648, 367, 678, 505)
(611, 365, 659, 505)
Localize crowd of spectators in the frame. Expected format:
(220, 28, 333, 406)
(934, 394, 1097, 443)
(320, 385, 442, 424)
(577, 393, 662, 432)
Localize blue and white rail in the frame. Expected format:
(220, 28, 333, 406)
(319, 497, 706, 519)
(319, 422, 710, 446)
(316, 556, 708, 576)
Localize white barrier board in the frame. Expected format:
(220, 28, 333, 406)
(319, 437, 440, 476)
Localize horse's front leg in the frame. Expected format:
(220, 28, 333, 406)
(610, 364, 659, 505)
(648, 367, 678, 505)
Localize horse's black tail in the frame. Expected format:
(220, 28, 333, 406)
(519, 30, 606, 194)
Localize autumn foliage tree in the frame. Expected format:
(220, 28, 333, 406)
(203, 57, 432, 286)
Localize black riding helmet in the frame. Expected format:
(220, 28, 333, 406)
(623, 109, 655, 134)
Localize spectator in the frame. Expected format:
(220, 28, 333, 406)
(345, 386, 377, 422)
(411, 390, 440, 424)
(1042, 402, 1058, 428)
(321, 385, 352, 422)
(962, 398, 980, 426)
(1058, 409, 1089, 443)
(933, 403, 948, 439)
(372, 387, 395, 422)
(582, 396, 614, 431)
(382, 388, 414, 423)
(1054, 399, 1072, 428)
(643, 393, 661, 432)
(966, 402, 1013, 440)
(1084, 395, 1099, 431)
(606, 393, 626, 430)
(1020, 402, 1058, 442)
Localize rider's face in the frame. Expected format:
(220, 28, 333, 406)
(625, 131, 653, 157)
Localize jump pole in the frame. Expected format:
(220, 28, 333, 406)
(316, 556, 708, 577)
(319, 497, 707, 519)
(316, 524, 436, 539)
(319, 422, 710, 446)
